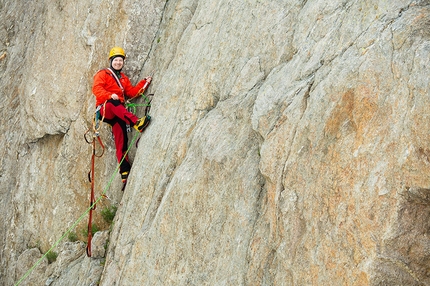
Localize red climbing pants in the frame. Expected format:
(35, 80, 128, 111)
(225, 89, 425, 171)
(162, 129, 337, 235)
(100, 99, 139, 174)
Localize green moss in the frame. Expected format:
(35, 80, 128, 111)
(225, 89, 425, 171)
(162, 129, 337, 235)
(67, 231, 78, 242)
(45, 250, 58, 264)
(101, 205, 117, 224)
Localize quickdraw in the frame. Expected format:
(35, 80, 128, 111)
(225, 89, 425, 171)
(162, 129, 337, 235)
(83, 104, 106, 257)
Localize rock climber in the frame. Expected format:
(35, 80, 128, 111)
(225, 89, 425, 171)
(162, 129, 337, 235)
(92, 46, 152, 185)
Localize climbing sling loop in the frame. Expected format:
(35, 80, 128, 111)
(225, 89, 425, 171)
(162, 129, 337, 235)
(83, 104, 106, 257)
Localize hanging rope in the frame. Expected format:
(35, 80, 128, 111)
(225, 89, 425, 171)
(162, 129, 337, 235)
(84, 135, 105, 256)
(83, 103, 108, 257)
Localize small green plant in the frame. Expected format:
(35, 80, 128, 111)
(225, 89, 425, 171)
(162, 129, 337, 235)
(68, 231, 78, 242)
(101, 205, 117, 224)
(45, 250, 58, 264)
(104, 238, 110, 250)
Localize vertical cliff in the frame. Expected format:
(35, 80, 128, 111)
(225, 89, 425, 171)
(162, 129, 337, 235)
(1, 0, 429, 285)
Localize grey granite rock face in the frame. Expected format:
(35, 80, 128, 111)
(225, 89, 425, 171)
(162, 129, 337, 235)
(1, 0, 429, 285)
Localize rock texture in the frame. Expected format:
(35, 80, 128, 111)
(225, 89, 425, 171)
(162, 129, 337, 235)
(1, 0, 429, 285)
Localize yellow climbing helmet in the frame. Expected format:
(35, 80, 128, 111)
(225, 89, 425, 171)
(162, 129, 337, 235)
(109, 47, 126, 59)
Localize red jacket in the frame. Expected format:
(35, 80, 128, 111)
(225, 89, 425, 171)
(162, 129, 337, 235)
(92, 69, 148, 106)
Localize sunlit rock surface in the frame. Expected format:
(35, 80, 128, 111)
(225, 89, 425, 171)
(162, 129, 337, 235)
(1, 0, 429, 285)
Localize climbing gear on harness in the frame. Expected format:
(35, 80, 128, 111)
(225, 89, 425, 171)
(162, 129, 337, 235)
(93, 101, 107, 136)
(109, 47, 126, 59)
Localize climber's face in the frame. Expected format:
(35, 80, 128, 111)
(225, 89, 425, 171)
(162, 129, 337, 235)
(111, 57, 124, 70)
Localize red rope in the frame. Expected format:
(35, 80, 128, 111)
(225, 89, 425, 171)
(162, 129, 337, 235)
(84, 125, 105, 257)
